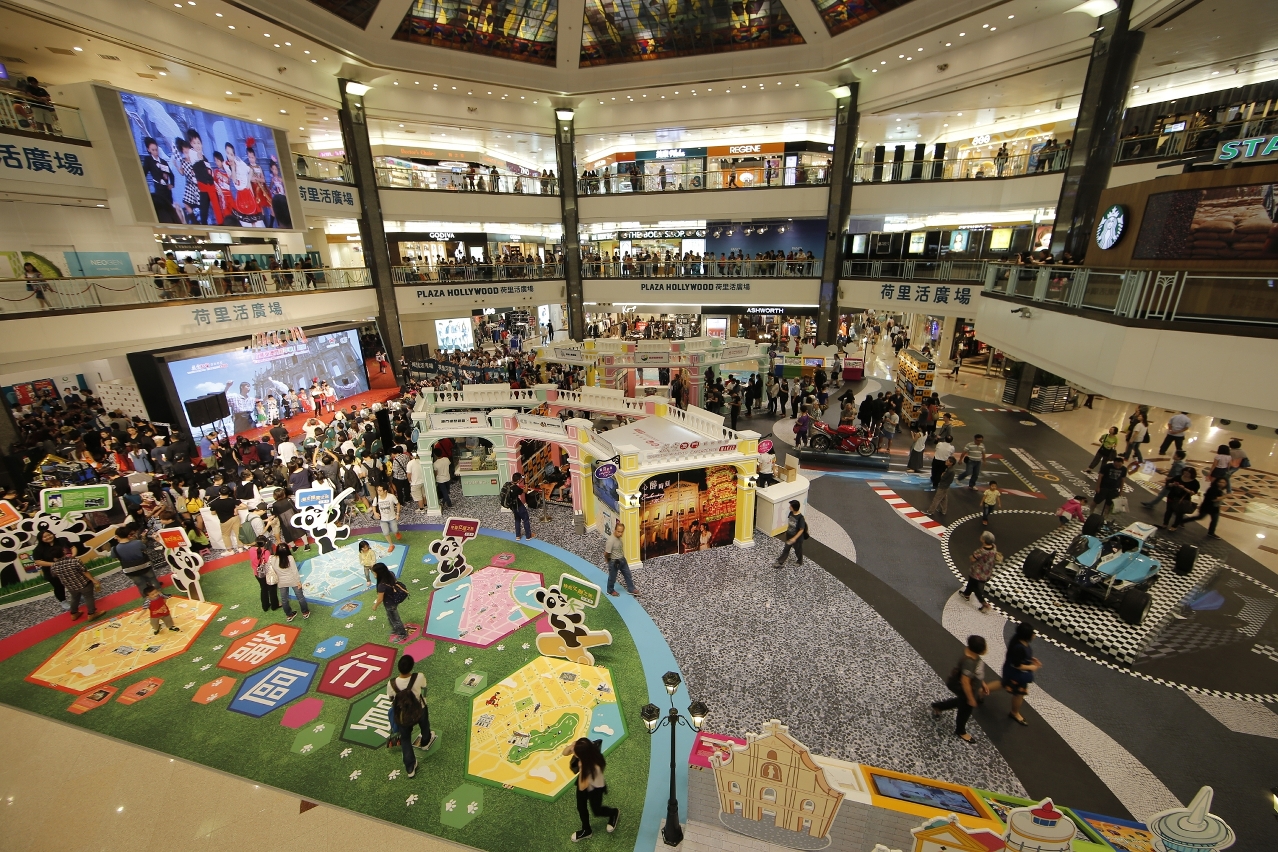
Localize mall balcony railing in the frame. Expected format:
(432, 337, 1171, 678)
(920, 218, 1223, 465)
(851, 150, 1069, 183)
(0, 267, 372, 315)
(581, 258, 822, 278)
(983, 263, 1278, 326)
(375, 165, 560, 196)
(1114, 116, 1278, 164)
(576, 167, 830, 194)
(391, 262, 564, 284)
(842, 259, 989, 281)
(293, 153, 353, 184)
(0, 91, 89, 140)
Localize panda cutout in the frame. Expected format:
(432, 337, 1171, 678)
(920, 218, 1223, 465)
(165, 546, 206, 601)
(428, 536, 474, 588)
(293, 487, 353, 554)
(18, 513, 96, 555)
(0, 528, 34, 587)
(532, 580, 612, 666)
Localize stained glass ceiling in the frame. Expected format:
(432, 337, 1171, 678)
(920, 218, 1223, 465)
(580, 0, 805, 67)
(306, 0, 382, 29)
(393, 0, 559, 66)
(810, 0, 915, 38)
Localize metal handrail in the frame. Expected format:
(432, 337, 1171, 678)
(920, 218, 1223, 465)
(581, 259, 821, 278)
(293, 153, 353, 184)
(0, 267, 372, 315)
(0, 91, 89, 140)
(392, 263, 564, 284)
(852, 150, 1069, 183)
(576, 167, 830, 194)
(376, 165, 560, 196)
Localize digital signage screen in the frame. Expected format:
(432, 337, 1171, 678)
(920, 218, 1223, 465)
(118, 91, 293, 229)
(435, 318, 475, 351)
(165, 329, 368, 437)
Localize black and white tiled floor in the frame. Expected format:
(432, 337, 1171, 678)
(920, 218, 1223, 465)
(984, 518, 1221, 663)
(350, 496, 1026, 795)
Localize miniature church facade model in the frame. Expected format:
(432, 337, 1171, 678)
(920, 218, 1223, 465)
(710, 719, 844, 838)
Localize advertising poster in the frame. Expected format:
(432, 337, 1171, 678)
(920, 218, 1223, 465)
(166, 329, 369, 436)
(638, 465, 737, 560)
(40, 484, 114, 517)
(2, 378, 59, 409)
(118, 91, 293, 229)
(1133, 182, 1278, 260)
(592, 459, 620, 536)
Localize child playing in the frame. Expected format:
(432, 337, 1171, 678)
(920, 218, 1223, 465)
(980, 480, 1002, 525)
(144, 585, 181, 634)
(358, 540, 377, 586)
(1057, 495, 1087, 525)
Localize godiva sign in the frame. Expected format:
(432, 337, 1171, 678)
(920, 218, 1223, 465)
(1214, 135, 1278, 164)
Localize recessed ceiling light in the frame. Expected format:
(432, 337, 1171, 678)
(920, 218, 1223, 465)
(158, 71, 167, 75)
(227, 25, 235, 29)
(398, 123, 404, 127)
(322, 116, 328, 120)
(674, 91, 679, 94)
(299, 126, 304, 129)
(959, 32, 965, 36)
(896, 118, 901, 121)
(943, 123, 948, 126)
(982, 23, 989, 28)
(899, 54, 905, 58)
(1035, 109, 1041, 113)
(215, 11, 222, 16)
(1008, 14, 1014, 18)
(917, 47, 923, 51)
(186, 100, 193, 104)
(990, 27, 997, 31)
(310, 59, 317, 63)
(660, 95, 665, 99)
(225, 90, 233, 94)
(1211, 70, 1219, 75)
(906, 56, 912, 60)
(794, 83, 799, 86)
(871, 69, 877, 72)
(945, 42, 952, 46)
(285, 42, 291, 46)
(175, 2, 181, 6)
(957, 112, 962, 116)
(303, 49, 310, 54)
(263, 33, 270, 37)
(273, 44, 280, 48)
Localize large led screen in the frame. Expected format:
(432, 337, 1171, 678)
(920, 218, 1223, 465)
(166, 329, 369, 437)
(1132, 182, 1278, 261)
(119, 92, 294, 228)
(435, 317, 475, 351)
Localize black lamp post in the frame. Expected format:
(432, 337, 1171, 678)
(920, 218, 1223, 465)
(641, 671, 708, 847)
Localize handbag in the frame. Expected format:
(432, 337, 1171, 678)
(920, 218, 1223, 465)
(265, 554, 279, 585)
(1112, 496, 1129, 514)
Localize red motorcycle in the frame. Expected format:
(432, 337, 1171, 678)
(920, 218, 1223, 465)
(806, 419, 878, 456)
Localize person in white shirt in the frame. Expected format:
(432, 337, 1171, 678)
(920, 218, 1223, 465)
(757, 450, 777, 487)
(406, 453, 426, 509)
(930, 438, 955, 490)
(1159, 412, 1192, 455)
(432, 447, 453, 509)
(1124, 414, 1148, 464)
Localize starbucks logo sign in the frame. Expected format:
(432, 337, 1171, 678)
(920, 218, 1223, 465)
(1095, 204, 1127, 250)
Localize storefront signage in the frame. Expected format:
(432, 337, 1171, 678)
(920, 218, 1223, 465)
(1214, 135, 1278, 164)
(971, 134, 992, 146)
(592, 462, 618, 480)
(838, 280, 980, 317)
(516, 413, 567, 435)
(430, 412, 485, 431)
(636, 147, 707, 161)
(585, 277, 819, 307)
(1094, 204, 1127, 250)
(398, 281, 560, 312)
(0, 132, 94, 188)
(657, 149, 685, 159)
(296, 179, 359, 215)
(708, 142, 785, 157)
(713, 305, 819, 317)
(618, 229, 707, 240)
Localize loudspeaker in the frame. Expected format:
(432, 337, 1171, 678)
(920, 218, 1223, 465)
(184, 392, 230, 428)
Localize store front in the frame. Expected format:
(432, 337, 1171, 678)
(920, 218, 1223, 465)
(636, 147, 708, 191)
(154, 233, 318, 271)
(948, 124, 1074, 177)
(616, 228, 707, 263)
(389, 231, 490, 267)
(782, 141, 835, 186)
(703, 306, 819, 349)
(707, 142, 785, 189)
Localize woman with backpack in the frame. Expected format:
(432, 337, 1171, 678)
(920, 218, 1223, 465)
(370, 561, 410, 643)
(249, 535, 280, 612)
(562, 737, 620, 841)
(387, 654, 435, 777)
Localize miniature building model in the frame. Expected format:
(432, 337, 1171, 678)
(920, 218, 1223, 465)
(1003, 799, 1074, 852)
(709, 719, 844, 838)
(912, 814, 1006, 852)
(1147, 787, 1235, 852)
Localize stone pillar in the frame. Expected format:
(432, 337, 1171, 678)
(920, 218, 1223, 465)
(553, 108, 585, 341)
(337, 79, 405, 382)
(1050, 0, 1144, 261)
(817, 83, 861, 346)
(938, 316, 958, 364)
(1014, 364, 1038, 409)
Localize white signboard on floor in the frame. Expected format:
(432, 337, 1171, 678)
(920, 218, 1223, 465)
(584, 278, 819, 307)
(838, 279, 981, 317)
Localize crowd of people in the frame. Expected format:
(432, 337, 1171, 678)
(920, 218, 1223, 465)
(141, 254, 326, 299)
(580, 248, 818, 278)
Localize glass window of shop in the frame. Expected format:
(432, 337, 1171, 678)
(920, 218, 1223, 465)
(1117, 80, 1278, 162)
(781, 141, 835, 186)
(615, 229, 707, 261)
(373, 156, 544, 194)
(718, 307, 818, 346)
(706, 143, 785, 189)
(633, 147, 707, 191)
(844, 224, 1050, 262)
(948, 125, 1074, 178)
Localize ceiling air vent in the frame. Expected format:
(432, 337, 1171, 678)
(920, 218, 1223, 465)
(225, 97, 242, 102)
(99, 54, 121, 61)
(46, 47, 78, 55)
(148, 65, 170, 72)
(137, 73, 157, 79)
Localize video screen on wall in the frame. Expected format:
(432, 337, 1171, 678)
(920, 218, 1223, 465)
(1133, 183, 1278, 260)
(435, 318, 475, 351)
(166, 329, 369, 437)
(118, 91, 293, 229)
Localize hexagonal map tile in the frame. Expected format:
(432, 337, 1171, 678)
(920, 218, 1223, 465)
(424, 565, 543, 648)
(28, 599, 219, 694)
(292, 722, 334, 755)
(281, 697, 324, 729)
(312, 636, 349, 659)
(221, 616, 257, 638)
(401, 639, 435, 662)
(466, 656, 624, 799)
(218, 624, 301, 673)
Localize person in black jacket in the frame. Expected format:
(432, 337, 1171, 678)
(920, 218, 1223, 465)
(1182, 477, 1226, 538)
(773, 500, 809, 568)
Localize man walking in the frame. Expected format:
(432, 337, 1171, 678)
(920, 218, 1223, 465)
(774, 500, 809, 568)
(957, 434, 987, 490)
(432, 447, 453, 509)
(604, 522, 638, 598)
(928, 457, 958, 517)
(930, 635, 992, 743)
(930, 435, 955, 490)
(1141, 451, 1187, 509)
(1158, 412, 1192, 456)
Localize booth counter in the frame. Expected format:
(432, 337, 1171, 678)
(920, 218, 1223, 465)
(755, 476, 811, 537)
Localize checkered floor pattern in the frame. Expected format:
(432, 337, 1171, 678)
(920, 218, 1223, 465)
(1254, 644, 1278, 664)
(971, 407, 1028, 413)
(985, 520, 1222, 664)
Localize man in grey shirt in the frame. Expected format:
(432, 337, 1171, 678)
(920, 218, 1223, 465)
(1158, 412, 1192, 455)
(956, 434, 987, 491)
(604, 522, 638, 598)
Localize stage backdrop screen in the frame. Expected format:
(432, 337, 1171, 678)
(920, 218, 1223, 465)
(166, 329, 369, 436)
(118, 91, 293, 228)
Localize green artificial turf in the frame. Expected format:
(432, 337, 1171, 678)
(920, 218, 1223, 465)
(0, 532, 650, 851)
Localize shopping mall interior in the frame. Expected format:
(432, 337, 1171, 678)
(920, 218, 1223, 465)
(0, 0, 1275, 850)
